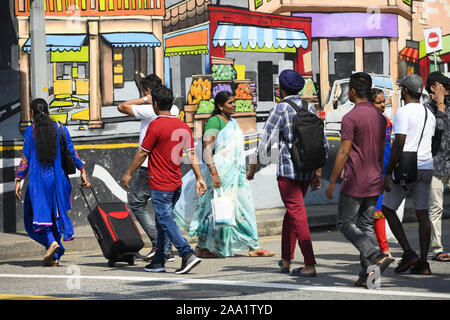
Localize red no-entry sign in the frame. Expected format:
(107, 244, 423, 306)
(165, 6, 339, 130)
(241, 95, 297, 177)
(428, 32, 440, 48)
(424, 27, 443, 54)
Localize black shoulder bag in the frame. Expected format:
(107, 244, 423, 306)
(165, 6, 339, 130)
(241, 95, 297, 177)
(392, 105, 428, 188)
(57, 122, 77, 176)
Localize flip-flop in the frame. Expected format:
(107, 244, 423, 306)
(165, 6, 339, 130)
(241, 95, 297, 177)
(432, 252, 450, 262)
(291, 267, 317, 278)
(278, 260, 290, 274)
(249, 249, 275, 257)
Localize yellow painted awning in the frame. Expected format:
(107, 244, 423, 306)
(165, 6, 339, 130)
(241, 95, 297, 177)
(165, 45, 209, 57)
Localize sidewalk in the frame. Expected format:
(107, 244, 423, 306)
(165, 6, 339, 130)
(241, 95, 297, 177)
(1, 203, 448, 261)
(0, 205, 336, 261)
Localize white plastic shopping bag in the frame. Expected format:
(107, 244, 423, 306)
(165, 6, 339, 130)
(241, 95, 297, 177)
(211, 188, 235, 229)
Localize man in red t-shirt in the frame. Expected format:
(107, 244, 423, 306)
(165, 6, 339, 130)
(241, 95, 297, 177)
(122, 86, 206, 275)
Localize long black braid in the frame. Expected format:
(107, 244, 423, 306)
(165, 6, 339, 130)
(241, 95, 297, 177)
(30, 98, 57, 165)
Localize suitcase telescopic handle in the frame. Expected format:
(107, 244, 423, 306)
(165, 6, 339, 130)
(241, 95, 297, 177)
(78, 184, 100, 213)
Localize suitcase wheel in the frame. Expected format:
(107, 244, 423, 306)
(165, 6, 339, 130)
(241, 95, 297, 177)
(127, 257, 134, 266)
(108, 260, 116, 267)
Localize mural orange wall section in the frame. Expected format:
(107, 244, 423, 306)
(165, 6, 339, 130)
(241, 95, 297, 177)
(165, 29, 208, 47)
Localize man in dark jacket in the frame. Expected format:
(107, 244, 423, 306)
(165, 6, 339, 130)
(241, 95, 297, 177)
(425, 72, 450, 262)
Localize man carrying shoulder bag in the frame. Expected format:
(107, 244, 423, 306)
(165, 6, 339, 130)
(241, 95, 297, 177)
(382, 74, 436, 275)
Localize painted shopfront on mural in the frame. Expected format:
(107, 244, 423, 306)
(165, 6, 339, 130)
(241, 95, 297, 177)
(163, 2, 313, 136)
(14, 0, 165, 132)
(250, 0, 415, 116)
(410, 0, 450, 81)
(1, 0, 168, 233)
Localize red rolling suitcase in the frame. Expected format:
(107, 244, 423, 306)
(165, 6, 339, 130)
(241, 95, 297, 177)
(79, 185, 144, 267)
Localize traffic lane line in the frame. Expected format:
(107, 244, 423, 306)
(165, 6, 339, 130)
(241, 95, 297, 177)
(0, 273, 449, 300)
(0, 293, 81, 300)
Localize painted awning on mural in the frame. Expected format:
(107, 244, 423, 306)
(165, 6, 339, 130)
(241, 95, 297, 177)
(23, 34, 87, 52)
(400, 46, 419, 63)
(212, 23, 309, 50)
(164, 28, 209, 57)
(165, 45, 209, 56)
(101, 32, 161, 48)
(440, 53, 450, 64)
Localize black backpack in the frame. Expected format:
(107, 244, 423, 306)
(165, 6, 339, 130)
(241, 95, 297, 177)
(282, 99, 326, 171)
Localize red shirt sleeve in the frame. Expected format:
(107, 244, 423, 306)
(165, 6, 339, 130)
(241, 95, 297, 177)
(141, 121, 157, 153)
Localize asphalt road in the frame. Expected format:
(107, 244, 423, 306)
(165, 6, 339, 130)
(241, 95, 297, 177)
(1, 220, 450, 305)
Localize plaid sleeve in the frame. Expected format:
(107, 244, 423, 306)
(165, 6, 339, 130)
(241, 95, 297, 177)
(253, 104, 283, 163)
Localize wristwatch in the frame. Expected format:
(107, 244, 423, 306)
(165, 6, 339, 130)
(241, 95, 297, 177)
(142, 96, 149, 102)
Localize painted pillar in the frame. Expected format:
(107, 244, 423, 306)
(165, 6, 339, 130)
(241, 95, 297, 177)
(319, 38, 330, 108)
(389, 38, 399, 116)
(100, 39, 113, 106)
(29, 0, 49, 101)
(19, 40, 31, 132)
(389, 38, 399, 80)
(295, 47, 312, 76)
(152, 19, 164, 84)
(355, 38, 364, 72)
(88, 20, 103, 129)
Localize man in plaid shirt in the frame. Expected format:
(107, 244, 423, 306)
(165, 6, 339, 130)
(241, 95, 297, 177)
(247, 70, 328, 277)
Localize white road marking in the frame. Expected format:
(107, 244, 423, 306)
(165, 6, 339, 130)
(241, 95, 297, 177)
(0, 273, 449, 299)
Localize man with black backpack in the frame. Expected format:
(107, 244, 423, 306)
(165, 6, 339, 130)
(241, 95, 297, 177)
(325, 72, 393, 288)
(247, 69, 328, 277)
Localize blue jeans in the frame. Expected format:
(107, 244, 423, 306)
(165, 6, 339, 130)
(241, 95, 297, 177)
(128, 167, 158, 247)
(337, 193, 385, 280)
(150, 188, 193, 264)
(129, 167, 173, 253)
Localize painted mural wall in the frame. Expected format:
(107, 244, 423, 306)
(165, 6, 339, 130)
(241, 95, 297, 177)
(411, 0, 450, 77)
(1, 0, 448, 233)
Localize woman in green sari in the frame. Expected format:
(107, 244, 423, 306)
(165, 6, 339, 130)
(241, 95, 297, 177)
(174, 91, 274, 258)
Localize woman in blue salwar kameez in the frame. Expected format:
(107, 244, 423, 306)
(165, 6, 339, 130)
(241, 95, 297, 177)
(14, 98, 91, 266)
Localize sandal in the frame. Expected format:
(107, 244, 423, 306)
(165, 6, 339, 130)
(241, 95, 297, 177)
(291, 267, 317, 278)
(432, 252, 450, 262)
(43, 241, 60, 266)
(249, 249, 275, 257)
(354, 278, 367, 288)
(195, 247, 219, 258)
(278, 260, 290, 273)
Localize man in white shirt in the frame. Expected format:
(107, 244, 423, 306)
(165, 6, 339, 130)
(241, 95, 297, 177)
(117, 74, 179, 261)
(382, 74, 436, 275)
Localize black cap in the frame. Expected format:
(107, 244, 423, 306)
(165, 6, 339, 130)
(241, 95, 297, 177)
(396, 74, 424, 95)
(427, 72, 450, 88)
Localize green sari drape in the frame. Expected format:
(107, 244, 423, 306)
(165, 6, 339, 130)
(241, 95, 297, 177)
(174, 118, 259, 257)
